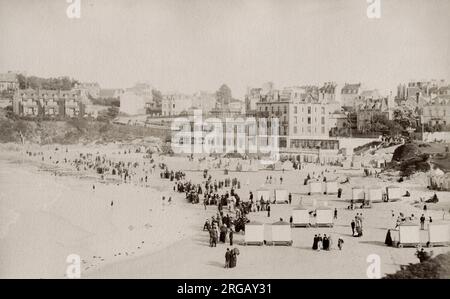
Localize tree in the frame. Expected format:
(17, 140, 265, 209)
(216, 84, 232, 108)
(152, 89, 163, 105)
(393, 107, 418, 130)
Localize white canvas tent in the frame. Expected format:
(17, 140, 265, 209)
(244, 221, 265, 245)
(387, 186, 402, 201)
(309, 181, 322, 195)
(428, 224, 450, 246)
(342, 160, 351, 169)
(367, 187, 383, 202)
(315, 207, 334, 227)
(352, 161, 362, 169)
(270, 221, 293, 245)
(352, 187, 365, 201)
(292, 205, 310, 227)
(325, 181, 338, 194)
(397, 222, 420, 247)
(274, 189, 288, 204)
(257, 188, 271, 202)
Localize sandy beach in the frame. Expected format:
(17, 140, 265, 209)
(1, 143, 449, 279)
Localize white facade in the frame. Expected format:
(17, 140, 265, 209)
(120, 91, 148, 115)
(162, 94, 193, 116)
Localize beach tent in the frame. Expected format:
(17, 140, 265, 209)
(367, 187, 383, 202)
(315, 207, 334, 227)
(244, 221, 265, 246)
(309, 181, 322, 195)
(352, 161, 362, 169)
(397, 222, 421, 248)
(386, 186, 402, 201)
(342, 160, 351, 169)
(428, 224, 450, 247)
(270, 221, 293, 246)
(281, 160, 293, 170)
(325, 181, 338, 195)
(352, 187, 365, 201)
(292, 205, 310, 227)
(257, 188, 271, 202)
(274, 189, 288, 204)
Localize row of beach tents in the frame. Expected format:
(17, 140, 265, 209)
(307, 181, 404, 202)
(245, 221, 293, 246)
(254, 183, 404, 204)
(386, 222, 450, 248)
(245, 207, 335, 246)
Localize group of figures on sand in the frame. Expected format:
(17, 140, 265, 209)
(224, 248, 239, 268)
(312, 234, 344, 251)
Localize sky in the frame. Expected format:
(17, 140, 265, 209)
(0, 0, 449, 98)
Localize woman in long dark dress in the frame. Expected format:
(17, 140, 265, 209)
(229, 251, 237, 268)
(312, 235, 318, 250)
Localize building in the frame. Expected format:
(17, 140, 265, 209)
(99, 88, 124, 99)
(119, 83, 158, 116)
(191, 91, 217, 114)
(341, 83, 362, 108)
(329, 112, 348, 136)
(119, 91, 150, 115)
(396, 80, 447, 100)
(422, 96, 450, 127)
(75, 82, 100, 98)
(356, 98, 390, 132)
(319, 82, 338, 102)
(288, 98, 337, 150)
(13, 89, 85, 118)
(255, 86, 339, 151)
(245, 82, 276, 116)
(162, 93, 193, 116)
(0, 72, 19, 92)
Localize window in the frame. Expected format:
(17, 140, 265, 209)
(321, 127, 325, 134)
(321, 117, 325, 125)
(308, 107, 311, 114)
(307, 117, 311, 124)
(294, 106, 298, 114)
(321, 107, 325, 114)
(294, 117, 298, 124)
(307, 126, 311, 133)
(284, 106, 287, 114)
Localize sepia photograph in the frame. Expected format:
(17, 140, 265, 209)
(0, 0, 450, 283)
